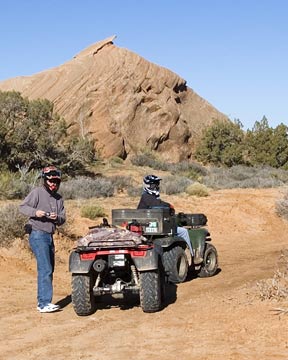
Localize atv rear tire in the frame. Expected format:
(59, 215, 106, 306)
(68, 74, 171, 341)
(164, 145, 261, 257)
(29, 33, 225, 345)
(139, 270, 162, 313)
(71, 273, 96, 316)
(198, 243, 218, 278)
(162, 246, 188, 283)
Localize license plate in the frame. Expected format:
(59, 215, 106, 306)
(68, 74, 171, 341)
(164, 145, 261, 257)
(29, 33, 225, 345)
(145, 227, 158, 233)
(110, 254, 125, 267)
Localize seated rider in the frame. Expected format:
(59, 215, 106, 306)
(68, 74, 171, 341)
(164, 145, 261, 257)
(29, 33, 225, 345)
(137, 175, 202, 264)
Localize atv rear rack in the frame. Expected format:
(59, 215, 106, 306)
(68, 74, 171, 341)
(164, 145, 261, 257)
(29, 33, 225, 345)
(78, 238, 147, 249)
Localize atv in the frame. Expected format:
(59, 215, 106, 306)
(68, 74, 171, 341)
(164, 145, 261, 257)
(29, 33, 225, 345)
(69, 208, 218, 316)
(112, 208, 218, 283)
(69, 222, 166, 316)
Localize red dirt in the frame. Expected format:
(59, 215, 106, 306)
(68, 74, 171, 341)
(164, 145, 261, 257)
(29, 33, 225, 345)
(0, 188, 287, 360)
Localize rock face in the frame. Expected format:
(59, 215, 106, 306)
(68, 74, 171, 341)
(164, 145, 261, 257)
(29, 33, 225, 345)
(0, 35, 227, 162)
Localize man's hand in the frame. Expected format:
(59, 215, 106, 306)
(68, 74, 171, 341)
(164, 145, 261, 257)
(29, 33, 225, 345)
(35, 210, 46, 218)
(49, 212, 57, 220)
(35, 210, 57, 220)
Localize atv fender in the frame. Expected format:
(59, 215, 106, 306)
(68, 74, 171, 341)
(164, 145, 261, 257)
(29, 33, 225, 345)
(132, 245, 162, 271)
(188, 228, 210, 259)
(188, 228, 209, 244)
(69, 251, 94, 274)
(154, 235, 187, 250)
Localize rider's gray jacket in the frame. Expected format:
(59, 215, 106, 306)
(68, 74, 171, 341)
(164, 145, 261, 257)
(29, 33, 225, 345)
(19, 185, 66, 234)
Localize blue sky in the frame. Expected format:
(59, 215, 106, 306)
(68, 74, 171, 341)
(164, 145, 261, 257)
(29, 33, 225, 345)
(0, 0, 287, 130)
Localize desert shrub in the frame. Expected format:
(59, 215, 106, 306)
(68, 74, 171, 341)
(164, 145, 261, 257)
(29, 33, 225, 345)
(0, 90, 97, 176)
(80, 205, 106, 220)
(108, 157, 124, 165)
(257, 249, 288, 301)
(195, 119, 245, 167)
(0, 169, 42, 200)
(60, 176, 114, 199)
(131, 154, 207, 180)
(185, 182, 209, 197)
(169, 161, 208, 181)
(127, 186, 142, 197)
(162, 176, 193, 195)
(276, 191, 288, 221)
(203, 165, 287, 189)
(0, 171, 30, 199)
(0, 203, 27, 247)
(109, 175, 132, 193)
(130, 153, 170, 171)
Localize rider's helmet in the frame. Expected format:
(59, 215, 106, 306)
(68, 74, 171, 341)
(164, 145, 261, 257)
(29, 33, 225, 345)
(42, 166, 62, 193)
(143, 174, 162, 196)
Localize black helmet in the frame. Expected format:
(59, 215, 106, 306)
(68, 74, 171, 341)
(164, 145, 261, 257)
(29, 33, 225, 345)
(143, 174, 161, 196)
(42, 166, 61, 192)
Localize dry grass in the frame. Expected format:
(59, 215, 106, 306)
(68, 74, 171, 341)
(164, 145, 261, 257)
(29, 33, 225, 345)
(257, 249, 288, 314)
(0, 203, 26, 247)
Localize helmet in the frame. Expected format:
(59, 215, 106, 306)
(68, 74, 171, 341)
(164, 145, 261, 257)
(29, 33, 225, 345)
(42, 166, 61, 192)
(143, 174, 162, 196)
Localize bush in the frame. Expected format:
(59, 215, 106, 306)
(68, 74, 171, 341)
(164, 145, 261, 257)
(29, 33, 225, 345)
(127, 186, 143, 197)
(108, 157, 124, 165)
(257, 249, 288, 301)
(109, 175, 132, 193)
(203, 165, 287, 189)
(0, 90, 97, 176)
(80, 205, 107, 220)
(185, 182, 209, 197)
(162, 176, 193, 195)
(195, 119, 245, 167)
(276, 191, 288, 221)
(0, 169, 44, 200)
(0, 203, 27, 247)
(130, 153, 170, 171)
(169, 161, 208, 181)
(60, 176, 114, 199)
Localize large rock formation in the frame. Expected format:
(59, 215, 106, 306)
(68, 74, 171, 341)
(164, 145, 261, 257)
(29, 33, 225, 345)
(0, 35, 228, 162)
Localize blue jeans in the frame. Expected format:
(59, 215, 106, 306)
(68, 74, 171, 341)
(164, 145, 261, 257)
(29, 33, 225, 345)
(177, 226, 194, 255)
(29, 230, 55, 308)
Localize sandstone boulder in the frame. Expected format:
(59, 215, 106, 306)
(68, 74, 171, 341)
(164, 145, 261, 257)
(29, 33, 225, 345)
(0, 35, 228, 162)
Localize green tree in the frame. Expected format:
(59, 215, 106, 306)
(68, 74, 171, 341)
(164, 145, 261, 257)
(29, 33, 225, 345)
(0, 90, 97, 174)
(195, 119, 245, 167)
(269, 123, 288, 169)
(245, 116, 288, 168)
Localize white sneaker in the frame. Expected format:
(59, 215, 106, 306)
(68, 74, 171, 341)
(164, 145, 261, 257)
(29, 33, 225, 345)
(37, 303, 60, 313)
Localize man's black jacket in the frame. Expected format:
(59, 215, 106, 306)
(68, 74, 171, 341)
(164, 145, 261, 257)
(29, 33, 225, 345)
(137, 192, 171, 210)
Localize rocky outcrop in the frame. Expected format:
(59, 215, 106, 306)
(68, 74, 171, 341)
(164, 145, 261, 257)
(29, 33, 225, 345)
(0, 35, 228, 162)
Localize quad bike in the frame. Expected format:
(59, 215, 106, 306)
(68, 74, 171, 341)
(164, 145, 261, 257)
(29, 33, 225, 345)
(69, 208, 218, 316)
(112, 208, 218, 283)
(69, 221, 166, 316)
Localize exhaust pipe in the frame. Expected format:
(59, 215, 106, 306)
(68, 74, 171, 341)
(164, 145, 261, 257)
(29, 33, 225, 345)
(93, 259, 107, 273)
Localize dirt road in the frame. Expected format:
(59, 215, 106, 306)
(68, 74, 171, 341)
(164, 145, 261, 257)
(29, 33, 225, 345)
(0, 188, 287, 360)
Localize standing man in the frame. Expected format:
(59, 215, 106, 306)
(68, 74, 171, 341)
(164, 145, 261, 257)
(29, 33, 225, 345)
(19, 166, 66, 313)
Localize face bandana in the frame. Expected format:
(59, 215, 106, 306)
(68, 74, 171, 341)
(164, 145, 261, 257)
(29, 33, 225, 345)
(45, 179, 60, 193)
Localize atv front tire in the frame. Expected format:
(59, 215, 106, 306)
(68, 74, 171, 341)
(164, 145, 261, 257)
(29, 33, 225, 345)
(139, 270, 162, 313)
(197, 243, 218, 278)
(71, 273, 96, 316)
(162, 246, 188, 283)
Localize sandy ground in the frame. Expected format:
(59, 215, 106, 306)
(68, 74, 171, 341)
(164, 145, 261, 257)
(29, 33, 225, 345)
(0, 188, 288, 360)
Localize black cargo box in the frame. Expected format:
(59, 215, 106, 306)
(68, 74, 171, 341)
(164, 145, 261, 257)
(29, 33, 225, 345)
(176, 213, 207, 227)
(112, 208, 176, 236)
